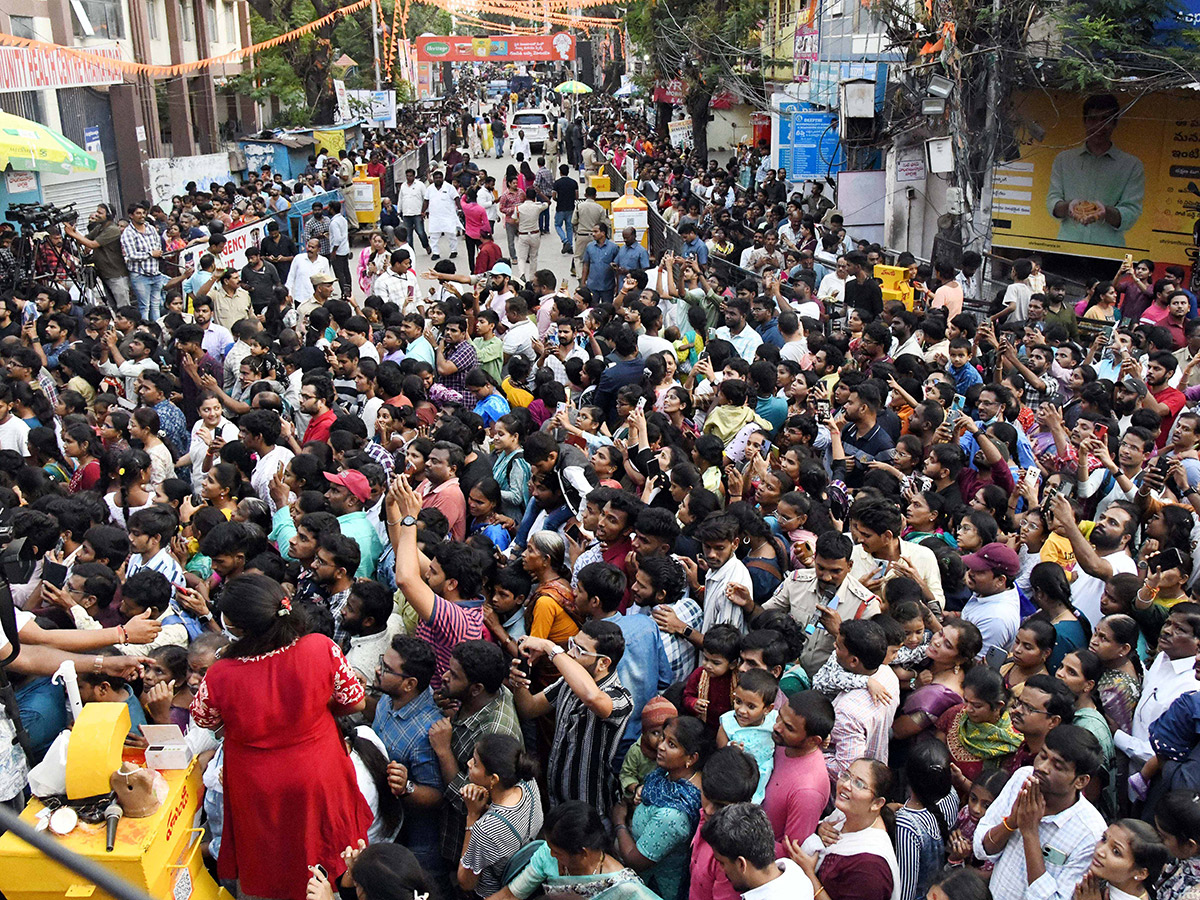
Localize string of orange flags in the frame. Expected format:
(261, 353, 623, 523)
(0, 0, 372, 77)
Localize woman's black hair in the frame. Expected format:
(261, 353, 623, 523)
(929, 868, 991, 900)
(1155, 789, 1200, 852)
(28, 427, 69, 470)
(958, 508, 999, 546)
(204, 462, 243, 501)
(149, 644, 188, 686)
(962, 664, 1008, 709)
(1112, 818, 1169, 890)
(905, 740, 953, 843)
(1099, 613, 1144, 678)
(664, 715, 712, 767)
(219, 574, 304, 659)
(469, 476, 503, 513)
(1063, 648, 1104, 710)
(113, 448, 151, 520)
(1029, 561, 1091, 641)
(64, 421, 103, 459)
(1017, 615, 1057, 656)
(543, 800, 608, 856)
(474, 733, 539, 789)
(351, 843, 439, 900)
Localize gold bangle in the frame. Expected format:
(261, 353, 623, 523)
(1002, 815, 1017, 832)
(815, 886, 828, 900)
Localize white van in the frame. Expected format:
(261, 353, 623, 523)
(508, 108, 552, 151)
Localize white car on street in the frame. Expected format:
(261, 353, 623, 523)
(508, 109, 552, 151)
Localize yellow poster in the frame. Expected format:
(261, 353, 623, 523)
(313, 129, 346, 156)
(472, 38, 489, 57)
(991, 90, 1200, 265)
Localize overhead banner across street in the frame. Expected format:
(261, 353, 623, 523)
(414, 34, 576, 62)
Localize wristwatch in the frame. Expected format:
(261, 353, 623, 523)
(198, 613, 213, 624)
(400, 515, 418, 527)
(404, 780, 416, 795)
(548, 645, 565, 661)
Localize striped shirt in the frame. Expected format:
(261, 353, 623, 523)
(441, 689, 522, 863)
(120, 222, 164, 276)
(461, 780, 544, 897)
(824, 664, 900, 780)
(416, 595, 488, 692)
(544, 670, 634, 818)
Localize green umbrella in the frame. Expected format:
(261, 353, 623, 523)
(0, 111, 97, 175)
(554, 80, 593, 94)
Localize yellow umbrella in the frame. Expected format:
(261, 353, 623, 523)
(554, 80, 593, 94)
(0, 111, 97, 175)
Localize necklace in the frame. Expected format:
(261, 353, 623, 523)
(592, 853, 606, 876)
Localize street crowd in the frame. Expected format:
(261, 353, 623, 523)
(0, 70, 1198, 900)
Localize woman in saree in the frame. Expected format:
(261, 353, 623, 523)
(936, 665, 1023, 797)
(892, 620, 983, 743)
(485, 801, 655, 900)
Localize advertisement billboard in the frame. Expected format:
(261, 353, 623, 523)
(991, 90, 1200, 265)
(415, 34, 575, 62)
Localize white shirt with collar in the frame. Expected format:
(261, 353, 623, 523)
(1114, 651, 1200, 763)
(962, 586, 1022, 659)
(398, 179, 426, 216)
(741, 859, 814, 900)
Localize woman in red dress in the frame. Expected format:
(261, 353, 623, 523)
(191, 574, 372, 900)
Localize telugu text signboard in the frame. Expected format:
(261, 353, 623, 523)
(776, 106, 843, 182)
(415, 34, 575, 62)
(991, 90, 1200, 264)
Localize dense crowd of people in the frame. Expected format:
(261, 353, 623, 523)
(1, 70, 1200, 900)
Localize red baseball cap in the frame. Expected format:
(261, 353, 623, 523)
(961, 542, 1020, 579)
(325, 470, 371, 503)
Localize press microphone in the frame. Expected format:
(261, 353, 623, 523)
(104, 800, 123, 852)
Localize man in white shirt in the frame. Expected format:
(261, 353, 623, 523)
(328, 199, 352, 296)
(511, 129, 531, 162)
(286, 239, 335, 313)
(397, 169, 431, 254)
(1114, 603, 1200, 765)
(0, 384, 31, 457)
(422, 170, 460, 261)
(373, 249, 421, 315)
(239, 409, 295, 513)
(961, 543, 1023, 659)
(703, 803, 814, 900)
(817, 257, 848, 306)
(974, 724, 1106, 900)
(502, 296, 539, 365)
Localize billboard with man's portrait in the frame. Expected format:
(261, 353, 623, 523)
(991, 90, 1200, 266)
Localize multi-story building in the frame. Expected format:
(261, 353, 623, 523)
(0, 0, 258, 207)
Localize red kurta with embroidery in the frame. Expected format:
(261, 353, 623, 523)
(191, 634, 371, 899)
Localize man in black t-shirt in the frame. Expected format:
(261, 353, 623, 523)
(552, 164, 579, 254)
(843, 250, 883, 319)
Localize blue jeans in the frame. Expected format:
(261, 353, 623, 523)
(555, 210, 574, 245)
(130, 271, 166, 321)
(495, 137, 505, 158)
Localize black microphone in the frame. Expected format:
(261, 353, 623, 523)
(104, 800, 123, 852)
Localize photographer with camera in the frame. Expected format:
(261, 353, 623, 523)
(64, 204, 130, 307)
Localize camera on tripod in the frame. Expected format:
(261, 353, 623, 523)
(4, 202, 79, 229)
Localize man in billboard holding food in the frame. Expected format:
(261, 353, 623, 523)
(1047, 93, 1145, 247)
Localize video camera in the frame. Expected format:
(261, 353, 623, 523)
(4, 202, 79, 229)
